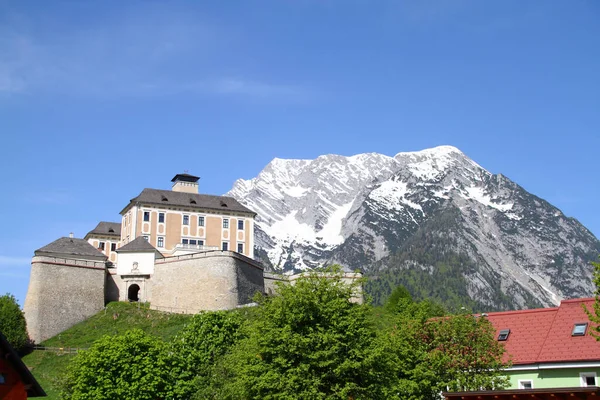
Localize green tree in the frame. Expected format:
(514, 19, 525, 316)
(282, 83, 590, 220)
(388, 309, 509, 399)
(0, 293, 28, 351)
(215, 266, 398, 399)
(166, 310, 245, 399)
(585, 257, 600, 338)
(62, 329, 170, 400)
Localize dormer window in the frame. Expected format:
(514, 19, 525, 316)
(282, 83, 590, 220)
(573, 323, 588, 336)
(108, 228, 115, 233)
(161, 195, 168, 202)
(220, 201, 228, 207)
(498, 329, 510, 341)
(190, 199, 197, 204)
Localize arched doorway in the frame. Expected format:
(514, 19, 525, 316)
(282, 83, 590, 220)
(128, 284, 140, 302)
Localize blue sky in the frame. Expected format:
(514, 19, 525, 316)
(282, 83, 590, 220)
(1, 0, 599, 305)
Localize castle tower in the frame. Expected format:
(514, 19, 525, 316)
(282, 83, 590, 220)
(23, 237, 107, 344)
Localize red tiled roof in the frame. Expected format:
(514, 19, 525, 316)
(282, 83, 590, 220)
(485, 298, 600, 365)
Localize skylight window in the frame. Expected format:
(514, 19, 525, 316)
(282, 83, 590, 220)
(573, 323, 588, 336)
(498, 329, 510, 341)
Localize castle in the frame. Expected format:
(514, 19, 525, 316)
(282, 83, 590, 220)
(23, 173, 357, 344)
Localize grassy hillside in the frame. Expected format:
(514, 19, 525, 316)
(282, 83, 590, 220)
(23, 302, 193, 399)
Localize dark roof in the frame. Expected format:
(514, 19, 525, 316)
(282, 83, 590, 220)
(35, 237, 107, 260)
(444, 387, 600, 400)
(171, 173, 200, 183)
(121, 188, 256, 216)
(84, 221, 121, 239)
(484, 297, 600, 365)
(0, 332, 47, 397)
(117, 237, 163, 258)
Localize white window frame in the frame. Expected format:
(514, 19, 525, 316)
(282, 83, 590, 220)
(157, 236, 165, 248)
(518, 380, 533, 389)
(143, 211, 150, 222)
(223, 218, 229, 229)
(198, 215, 205, 227)
(237, 242, 244, 254)
(222, 241, 229, 251)
(183, 215, 190, 226)
(581, 372, 597, 387)
(158, 212, 165, 223)
(238, 219, 244, 230)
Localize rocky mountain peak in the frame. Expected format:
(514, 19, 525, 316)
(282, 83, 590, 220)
(227, 146, 600, 311)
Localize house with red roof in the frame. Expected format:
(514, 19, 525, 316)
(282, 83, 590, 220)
(485, 297, 600, 390)
(0, 332, 46, 399)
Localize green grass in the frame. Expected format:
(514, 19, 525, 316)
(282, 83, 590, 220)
(23, 302, 194, 399)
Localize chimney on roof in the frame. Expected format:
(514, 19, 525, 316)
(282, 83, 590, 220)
(69, 232, 74, 238)
(171, 173, 200, 194)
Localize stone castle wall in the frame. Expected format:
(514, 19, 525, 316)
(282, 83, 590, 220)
(149, 251, 263, 313)
(24, 256, 106, 344)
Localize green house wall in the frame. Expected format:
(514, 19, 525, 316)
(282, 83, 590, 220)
(506, 367, 600, 389)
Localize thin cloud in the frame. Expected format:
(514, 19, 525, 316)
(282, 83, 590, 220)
(0, 256, 30, 267)
(23, 191, 73, 205)
(0, 8, 313, 101)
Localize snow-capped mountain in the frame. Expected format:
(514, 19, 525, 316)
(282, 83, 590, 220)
(227, 146, 600, 311)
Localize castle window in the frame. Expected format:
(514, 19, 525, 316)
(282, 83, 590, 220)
(182, 239, 188, 245)
(198, 216, 205, 227)
(111, 243, 117, 251)
(237, 243, 244, 253)
(223, 218, 229, 229)
(158, 212, 165, 223)
(198, 240, 204, 246)
(183, 215, 190, 225)
(143, 211, 150, 222)
(238, 219, 244, 230)
(157, 237, 164, 248)
(99, 242, 105, 250)
(222, 242, 229, 251)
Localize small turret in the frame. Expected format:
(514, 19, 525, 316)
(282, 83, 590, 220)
(171, 173, 200, 194)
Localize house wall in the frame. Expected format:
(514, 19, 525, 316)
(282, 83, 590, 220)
(0, 358, 27, 400)
(23, 255, 105, 344)
(507, 367, 600, 389)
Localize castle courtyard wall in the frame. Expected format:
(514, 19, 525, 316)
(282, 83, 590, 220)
(150, 251, 263, 313)
(24, 256, 106, 343)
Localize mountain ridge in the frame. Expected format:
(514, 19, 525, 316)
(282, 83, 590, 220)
(227, 145, 600, 311)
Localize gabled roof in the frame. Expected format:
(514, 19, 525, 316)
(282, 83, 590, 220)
(35, 237, 107, 261)
(116, 237, 163, 258)
(84, 221, 121, 239)
(485, 298, 600, 365)
(120, 188, 256, 216)
(0, 332, 46, 397)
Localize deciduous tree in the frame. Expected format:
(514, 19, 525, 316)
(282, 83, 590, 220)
(0, 293, 28, 351)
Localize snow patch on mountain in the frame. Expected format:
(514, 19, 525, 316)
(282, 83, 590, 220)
(463, 186, 513, 212)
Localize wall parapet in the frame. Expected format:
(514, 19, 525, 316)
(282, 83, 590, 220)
(31, 255, 106, 270)
(156, 250, 263, 271)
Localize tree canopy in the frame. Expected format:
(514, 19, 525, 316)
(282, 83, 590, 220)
(61, 277, 509, 400)
(0, 293, 29, 351)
